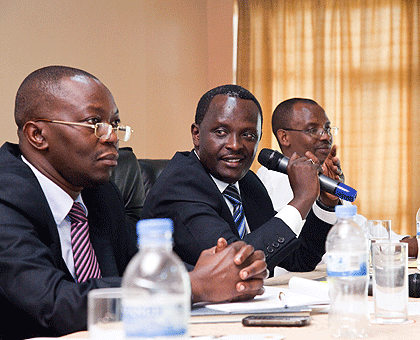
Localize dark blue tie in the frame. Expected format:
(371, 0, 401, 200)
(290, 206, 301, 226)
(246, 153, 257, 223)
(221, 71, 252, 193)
(223, 184, 246, 238)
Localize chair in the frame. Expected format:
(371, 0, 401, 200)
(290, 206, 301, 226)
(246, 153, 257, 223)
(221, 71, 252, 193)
(110, 147, 169, 229)
(138, 158, 169, 197)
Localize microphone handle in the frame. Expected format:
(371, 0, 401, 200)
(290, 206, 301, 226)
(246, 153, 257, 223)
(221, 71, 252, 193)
(266, 150, 356, 202)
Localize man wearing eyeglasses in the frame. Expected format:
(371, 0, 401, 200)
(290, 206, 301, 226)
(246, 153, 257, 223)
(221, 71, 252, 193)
(257, 98, 342, 215)
(257, 98, 417, 262)
(0, 66, 267, 339)
(141, 85, 334, 277)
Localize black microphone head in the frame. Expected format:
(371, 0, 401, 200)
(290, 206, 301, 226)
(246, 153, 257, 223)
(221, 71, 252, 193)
(258, 148, 281, 170)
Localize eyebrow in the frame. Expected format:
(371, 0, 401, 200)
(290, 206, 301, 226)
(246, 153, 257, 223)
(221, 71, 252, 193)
(86, 105, 119, 118)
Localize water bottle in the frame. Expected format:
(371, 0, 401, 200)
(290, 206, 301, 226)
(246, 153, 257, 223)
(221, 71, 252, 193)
(325, 205, 369, 338)
(416, 208, 420, 270)
(121, 218, 191, 339)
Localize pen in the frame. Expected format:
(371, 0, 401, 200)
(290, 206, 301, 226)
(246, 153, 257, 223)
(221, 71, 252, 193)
(279, 291, 289, 308)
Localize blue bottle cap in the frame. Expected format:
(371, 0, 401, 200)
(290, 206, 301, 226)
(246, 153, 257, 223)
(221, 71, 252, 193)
(136, 218, 173, 245)
(335, 205, 357, 218)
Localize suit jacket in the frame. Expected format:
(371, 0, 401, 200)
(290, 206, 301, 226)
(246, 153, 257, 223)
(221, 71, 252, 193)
(141, 151, 333, 272)
(0, 142, 138, 340)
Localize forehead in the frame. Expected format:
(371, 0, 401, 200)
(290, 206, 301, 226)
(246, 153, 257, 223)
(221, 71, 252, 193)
(54, 76, 117, 116)
(290, 103, 329, 126)
(205, 94, 261, 126)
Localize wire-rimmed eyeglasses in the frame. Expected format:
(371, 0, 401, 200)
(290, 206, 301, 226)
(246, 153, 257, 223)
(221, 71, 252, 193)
(35, 119, 133, 142)
(282, 126, 339, 139)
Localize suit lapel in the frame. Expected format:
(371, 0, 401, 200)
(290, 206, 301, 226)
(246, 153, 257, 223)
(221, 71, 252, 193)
(240, 171, 276, 232)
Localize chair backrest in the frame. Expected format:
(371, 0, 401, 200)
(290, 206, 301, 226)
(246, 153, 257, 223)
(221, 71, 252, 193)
(137, 159, 169, 197)
(111, 147, 169, 228)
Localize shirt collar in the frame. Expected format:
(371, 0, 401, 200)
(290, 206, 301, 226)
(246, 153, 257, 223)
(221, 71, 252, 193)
(194, 149, 240, 194)
(21, 156, 85, 225)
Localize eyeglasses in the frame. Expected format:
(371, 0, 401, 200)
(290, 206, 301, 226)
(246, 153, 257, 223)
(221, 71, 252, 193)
(282, 126, 339, 139)
(35, 119, 133, 142)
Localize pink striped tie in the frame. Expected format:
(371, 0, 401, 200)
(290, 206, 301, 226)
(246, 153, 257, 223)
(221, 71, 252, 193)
(68, 202, 101, 282)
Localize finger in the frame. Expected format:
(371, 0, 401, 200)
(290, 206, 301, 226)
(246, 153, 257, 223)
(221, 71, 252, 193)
(215, 237, 228, 253)
(233, 243, 255, 265)
(231, 287, 266, 302)
(236, 280, 265, 295)
(289, 152, 300, 162)
(329, 144, 337, 158)
(239, 260, 268, 280)
(304, 151, 320, 165)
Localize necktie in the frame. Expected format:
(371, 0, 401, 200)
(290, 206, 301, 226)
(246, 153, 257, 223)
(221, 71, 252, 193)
(223, 184, 246, 238)
(68, 202, 101, 282)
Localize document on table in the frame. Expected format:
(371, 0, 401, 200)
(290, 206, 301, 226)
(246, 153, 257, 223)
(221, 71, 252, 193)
(200, 277, 329, 314)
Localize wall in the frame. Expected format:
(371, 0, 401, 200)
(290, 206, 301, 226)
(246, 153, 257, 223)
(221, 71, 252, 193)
(0, 0, 233, 159)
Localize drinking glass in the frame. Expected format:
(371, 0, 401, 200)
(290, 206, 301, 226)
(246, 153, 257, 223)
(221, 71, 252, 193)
(372, 242, 408, 324)
(88, 288, 124, 339)
(367, 220, 391, 268)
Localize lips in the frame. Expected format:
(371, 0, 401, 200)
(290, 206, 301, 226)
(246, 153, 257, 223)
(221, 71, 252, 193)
(316, 143, 331, 152)
(97, 152, 119, 166)
(221, 155, 245, 165)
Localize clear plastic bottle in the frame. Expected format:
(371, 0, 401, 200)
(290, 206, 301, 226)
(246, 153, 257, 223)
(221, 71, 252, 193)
(325, 205, 369, 338)
(121, 218, 191, 339)
(416, 208, 420, 270)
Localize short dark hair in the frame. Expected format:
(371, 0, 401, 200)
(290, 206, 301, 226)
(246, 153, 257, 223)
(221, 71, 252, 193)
(195, 84, 263, 125)
(272, 98, 319, 135)
(14, 65, 98, 130)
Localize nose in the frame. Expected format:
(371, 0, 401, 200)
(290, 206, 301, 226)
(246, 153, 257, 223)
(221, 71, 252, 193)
(319, 129, 332, 141)
(226, 133, 243, 151)
(100, 127, 119, 145)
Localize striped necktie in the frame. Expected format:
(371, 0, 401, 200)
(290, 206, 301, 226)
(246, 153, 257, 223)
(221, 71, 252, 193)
(68, 202, 101, 282)
(223, 184, 246, 238)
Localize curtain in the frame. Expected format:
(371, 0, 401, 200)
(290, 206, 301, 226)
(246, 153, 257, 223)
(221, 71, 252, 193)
(236, 0, 420, 235)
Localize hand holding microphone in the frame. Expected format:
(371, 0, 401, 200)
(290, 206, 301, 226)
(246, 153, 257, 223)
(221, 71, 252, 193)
(258, 148, 357, 202)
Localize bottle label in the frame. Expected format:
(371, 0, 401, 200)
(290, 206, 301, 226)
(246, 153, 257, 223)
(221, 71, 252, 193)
(123, 296, 188, 338)
(326, 253, 367, 277)
(417, 222, 420, 237)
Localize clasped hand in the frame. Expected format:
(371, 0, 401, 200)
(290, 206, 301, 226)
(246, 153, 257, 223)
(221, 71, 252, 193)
(189, 238, 268, 303)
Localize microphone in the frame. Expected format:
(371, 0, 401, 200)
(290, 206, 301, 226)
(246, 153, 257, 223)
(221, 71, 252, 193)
(258, 148, 357, 202)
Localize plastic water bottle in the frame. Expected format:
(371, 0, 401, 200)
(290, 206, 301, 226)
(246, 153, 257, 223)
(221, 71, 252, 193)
(326, 205, 369, 338)
(416, 208, 420, 270)
(121, 218, 191, 339)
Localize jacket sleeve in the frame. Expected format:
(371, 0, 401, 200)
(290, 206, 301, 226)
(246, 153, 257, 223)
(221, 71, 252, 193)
(0, 180, 138, 339)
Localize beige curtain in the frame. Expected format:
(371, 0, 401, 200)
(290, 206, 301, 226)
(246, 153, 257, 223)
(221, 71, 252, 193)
(237, 0, 420, 235)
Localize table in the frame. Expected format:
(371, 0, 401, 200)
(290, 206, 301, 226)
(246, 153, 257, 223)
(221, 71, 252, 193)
(59, 264, 420, 339)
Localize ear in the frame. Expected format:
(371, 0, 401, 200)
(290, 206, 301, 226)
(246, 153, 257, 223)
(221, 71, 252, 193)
(22, 121, 48, 150)
(191, 123, 200, 148)
(276, 129, 290, 147)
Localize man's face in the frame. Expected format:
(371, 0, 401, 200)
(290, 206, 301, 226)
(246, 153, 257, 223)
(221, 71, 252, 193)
(41, 75, 120, 190)
(281, 103, 332, 164)
(192, 94, 262, 184)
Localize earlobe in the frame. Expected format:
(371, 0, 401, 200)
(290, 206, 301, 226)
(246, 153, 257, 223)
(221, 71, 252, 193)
(23, 122, 48, 150)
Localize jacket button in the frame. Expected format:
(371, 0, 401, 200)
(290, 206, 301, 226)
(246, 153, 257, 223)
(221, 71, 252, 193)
(278, 237, 285, 244)
(272, 241, 280, 248)
(267, 246, 274, 253)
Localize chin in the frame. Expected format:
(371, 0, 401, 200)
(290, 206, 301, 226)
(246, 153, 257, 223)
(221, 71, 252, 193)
(220, 171, 247, 184)
(81, 175, 111, 188)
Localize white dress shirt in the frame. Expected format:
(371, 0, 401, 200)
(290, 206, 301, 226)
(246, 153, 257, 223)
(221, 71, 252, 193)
(22, 156, 86, 279)
(211, 174, 305, 237)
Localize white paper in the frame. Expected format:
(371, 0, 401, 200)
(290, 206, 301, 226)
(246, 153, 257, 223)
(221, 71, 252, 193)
(288, 277, 330, 301)
(205, 285, 329, 313)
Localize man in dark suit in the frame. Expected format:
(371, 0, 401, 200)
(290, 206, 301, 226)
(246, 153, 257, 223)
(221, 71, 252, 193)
(0, 67, 267, 339)
(141, 85, 337, 273)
